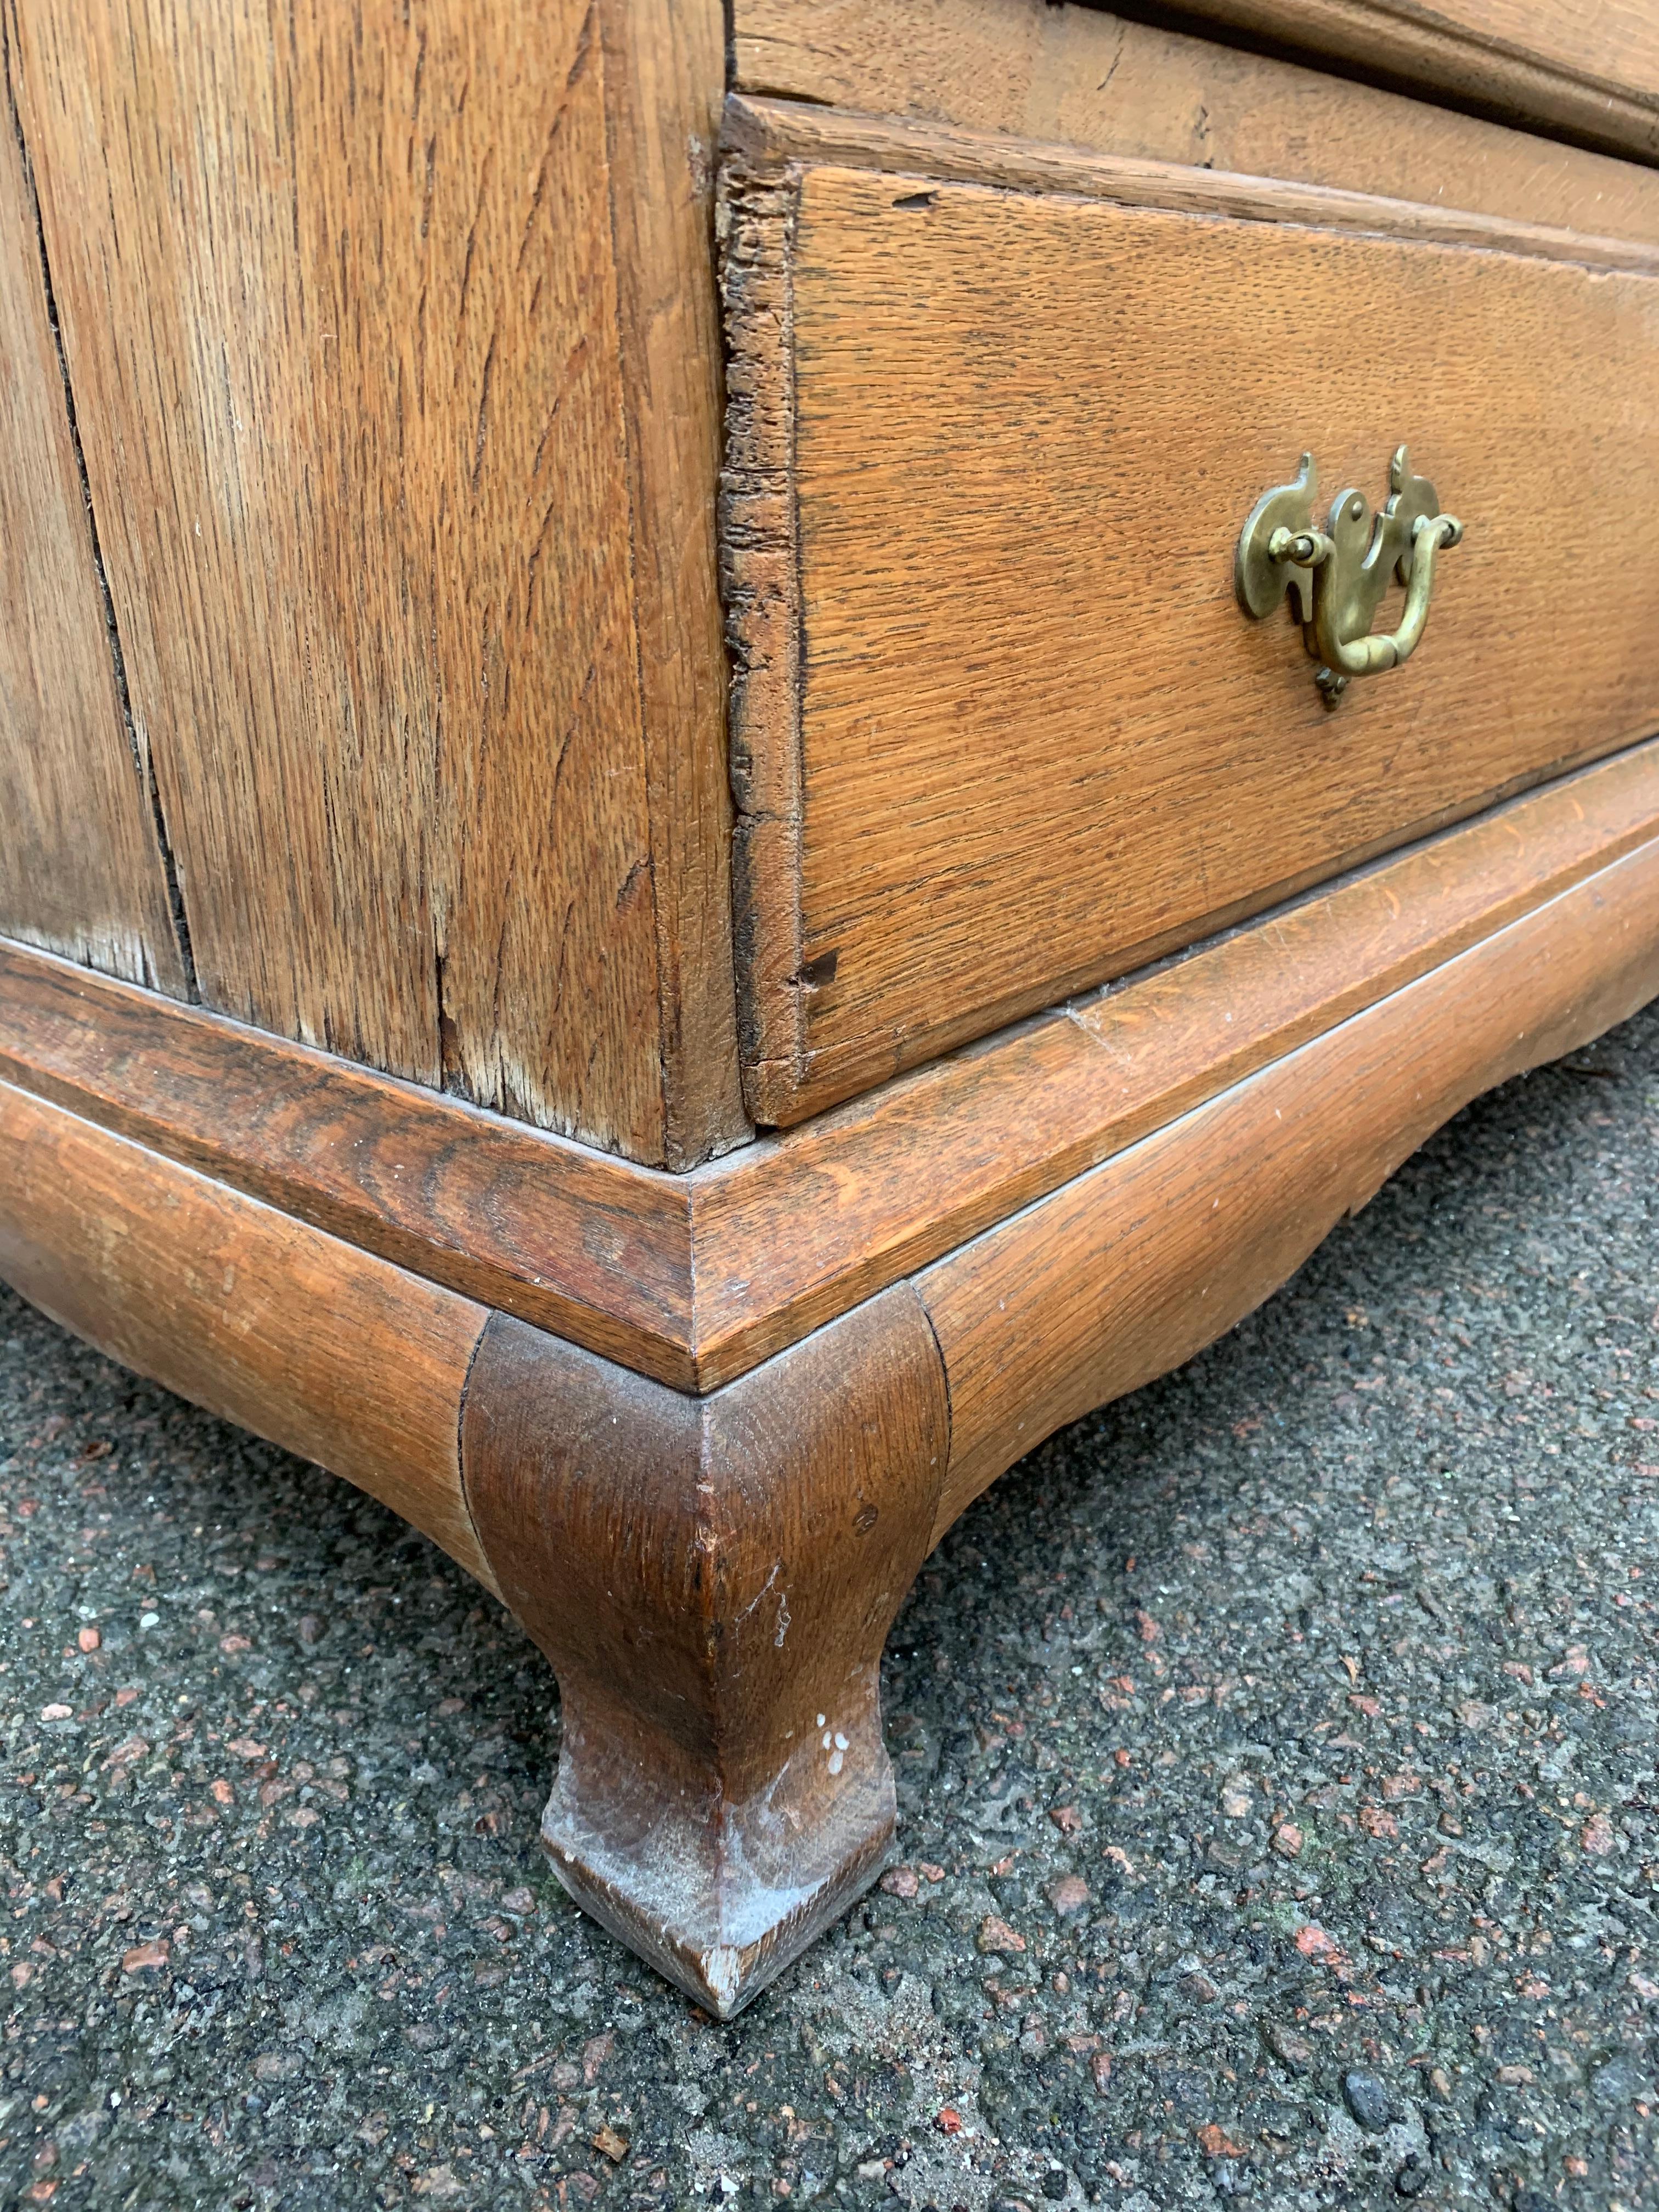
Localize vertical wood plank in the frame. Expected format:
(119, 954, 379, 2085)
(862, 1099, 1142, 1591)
(0, 5, 187, 996)
(10, 0, 742, 1163)
(598, 0, 749, 1165)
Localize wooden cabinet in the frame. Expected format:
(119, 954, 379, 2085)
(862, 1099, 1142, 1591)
(3, 0, 1658, 2011)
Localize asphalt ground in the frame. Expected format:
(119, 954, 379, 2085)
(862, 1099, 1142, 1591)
(4, 1001, 1659, 2211)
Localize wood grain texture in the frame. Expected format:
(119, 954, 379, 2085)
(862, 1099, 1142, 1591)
(595, 0, 748, 1167)
(919, 834, 1659, 1539)
(1141, 0, 1659, 165)
(0, 936, 696, 1384)
(732, 0, 1659, 245)
(462, 1286, 948, 2015)
(7, 0, 744, 1167)
(8, 738, 1659, 1389)
(0, 6, 187, 997)
(0, 1079, 494, 1588)
(722, 110, 1659, 1124)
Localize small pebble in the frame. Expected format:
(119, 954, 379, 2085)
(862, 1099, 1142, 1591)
(1342, 2068, 1391, 2133)
(1262, 2022, 1312, 2073)
(976, 1915, 1026, 1955)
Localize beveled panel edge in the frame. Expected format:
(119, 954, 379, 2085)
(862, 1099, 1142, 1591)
(728, 0, 1659, 245)
(1138, 0, 1659, 170)
(5, 741, 1659, 1393)
(720, 94, 1659, 276)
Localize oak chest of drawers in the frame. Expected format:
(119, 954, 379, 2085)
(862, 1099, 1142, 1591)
(3, 0, 1658, 2011)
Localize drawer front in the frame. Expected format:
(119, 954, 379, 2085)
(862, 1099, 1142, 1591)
(721, 109, 1659, 1126)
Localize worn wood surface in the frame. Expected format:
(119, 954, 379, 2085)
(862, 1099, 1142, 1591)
(595, 0, 748, 1166)
(0, 937, 696, 1384)
(732, 0, 1659, 244)
(0, 5, 187, 998)
(462, 1286, 948, 2016)
(724, 99, 1659, 272)
(919, 836, 1659, 1538)
(0, 1080, 494, 1587)
(6, 0, 743, 1167)
(8, 740, 1659, 1389)
(723, 110, 1659, 1125)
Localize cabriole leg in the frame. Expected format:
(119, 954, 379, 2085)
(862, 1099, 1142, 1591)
(460, 1286, 949, 2015)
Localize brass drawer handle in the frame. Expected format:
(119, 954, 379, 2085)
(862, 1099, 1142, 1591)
(1235, 445, 1463, 706)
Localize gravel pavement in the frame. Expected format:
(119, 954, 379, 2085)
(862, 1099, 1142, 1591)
(4, 1005, 1659, 2211)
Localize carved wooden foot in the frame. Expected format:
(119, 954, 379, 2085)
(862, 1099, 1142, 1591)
(460, 1286, 948, 2016)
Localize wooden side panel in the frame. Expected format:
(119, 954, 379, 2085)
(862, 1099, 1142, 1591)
(0, 9, 185, 996)
(732, 0, 1659, 245)
(599, 0, 749, 1166)
(0, 1079, 494, 1588)
(919, 838, 1659, 1536)
(8, 0, 743, 1166)
(727, 143, 1659, 1122)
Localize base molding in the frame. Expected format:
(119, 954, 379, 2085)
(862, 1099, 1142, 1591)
(6, 753, 1659, 2003)
(6, 739, 1659, 1391)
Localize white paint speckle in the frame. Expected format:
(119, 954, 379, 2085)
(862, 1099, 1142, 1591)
(833, 1731, 848, 1751)
(828, 1751, 844, 1776)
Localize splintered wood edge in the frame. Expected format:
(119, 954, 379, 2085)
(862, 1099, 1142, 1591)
(719, 95, 1659, 278)
(717, 156, 808, 1118)
(7, 743, 1659, 1390)
(597, 0, 752, 1167)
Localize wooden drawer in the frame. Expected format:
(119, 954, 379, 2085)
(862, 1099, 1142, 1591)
(721, 101, 1659, 1126)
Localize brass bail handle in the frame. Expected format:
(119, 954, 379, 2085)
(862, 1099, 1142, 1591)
(1234, 445, 1463, 706)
